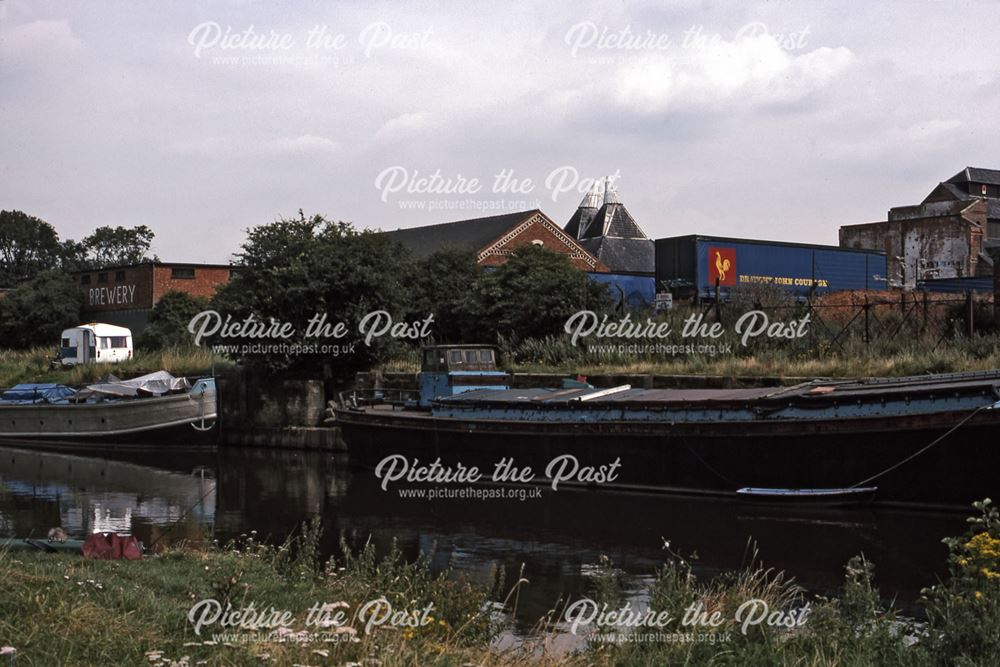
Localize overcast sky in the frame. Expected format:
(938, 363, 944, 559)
(2, 1, 999, 263)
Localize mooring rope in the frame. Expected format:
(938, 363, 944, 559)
(849, 402, 995, 489)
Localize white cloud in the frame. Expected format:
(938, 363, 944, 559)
(262, 134, 340, 155)
(612, 35, 855, 114)
(374, 112, 434, 143)
(0, 19, 83, 69)
(164, 135, 339, 158)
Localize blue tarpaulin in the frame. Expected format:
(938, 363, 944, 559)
(0, 383, 77, 404)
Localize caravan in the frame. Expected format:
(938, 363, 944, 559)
(59, 323, 133, 366)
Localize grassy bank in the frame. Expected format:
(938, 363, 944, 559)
(0, 347, 226, 388)
(2, 330, 999, 390)
(3, 504, 1000, 666)
(380, 334, 1000, 379)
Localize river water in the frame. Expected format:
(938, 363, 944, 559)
(0, 443, 969, 635)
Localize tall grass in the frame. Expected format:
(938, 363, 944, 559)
(3, 502, 1000, 665)
(0, 346, 225, 388)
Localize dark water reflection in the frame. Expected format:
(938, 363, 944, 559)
(0, 444, 970, 633)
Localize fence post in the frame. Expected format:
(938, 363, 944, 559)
(922, 291, 929, 332)
(864, 295, 871, 345)
(714, 278, 722, 326)
(966, 290, 974, 338)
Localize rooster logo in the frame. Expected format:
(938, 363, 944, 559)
(715, 251, 731, 282)
(708, 247, 736, 286)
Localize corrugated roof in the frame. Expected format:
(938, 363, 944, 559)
(385, 210, 538, 258)
(947, 166, 1000, 186)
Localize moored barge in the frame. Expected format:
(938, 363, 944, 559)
(333, 346, 1000, 507)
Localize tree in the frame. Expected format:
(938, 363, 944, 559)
(468, 245, 612, 342)
(80, 225, 156, 267)
(408, 247, 482, 342)
(0, 271, 82, 349)
(0, 210, 63, 287)
(138, 291, 210, 350)
(209, 212, 414, 373)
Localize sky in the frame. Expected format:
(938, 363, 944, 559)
(2, 0, 999, 263)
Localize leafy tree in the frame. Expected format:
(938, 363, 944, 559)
(408, 247, 481, 342)
(209, 211, 414, 373)
(80, 225, 156, 267)
(58, 238, 91, 272)
(137, 291, 210, 350)
(468, 245, 612, 342)
(0, 210, 63, 287)
(0, 271, 82, 349)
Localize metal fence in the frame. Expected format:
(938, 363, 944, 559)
(702, 291, 996, 354)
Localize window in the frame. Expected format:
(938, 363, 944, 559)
(989, 221, 1000, 240)
(465, 350, 478, 364)
(171, 267, 196, 279)
(99, 337, 111, 349)
(115, 270, 126, 282)
(61, 338, 71, 348)
(81, 275, 91, 285)
(109, 336, 128, 348)
(98, 273, 108, 283)
(479, 350, 493, 363)
(449, 350, 462, 364)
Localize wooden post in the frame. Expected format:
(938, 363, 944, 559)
(864, 295, 871, 344)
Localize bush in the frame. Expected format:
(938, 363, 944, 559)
(138, 291, 210, 350)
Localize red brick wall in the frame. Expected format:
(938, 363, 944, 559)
(76, 263, 233, 315)
(152, 265, 232, 303)
(477, 217, 608, 272)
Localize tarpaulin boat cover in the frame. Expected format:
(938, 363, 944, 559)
(86, 370, 191, 397)
(0, 383, 76, 404)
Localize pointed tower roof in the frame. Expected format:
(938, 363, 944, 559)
(576, 178, 655, 274)
(603, 176, 621, 205)
(585, 178, 647, 240)
(564, 179, 604, 239)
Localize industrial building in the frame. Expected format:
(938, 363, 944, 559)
(655, 235, 887, 300)
(385, 209, 608, 272)
(840, 167, 1000, 288)
(73, 262, 233, 334)
(564, 178, 656, 307)
(386, 190, 659, 307)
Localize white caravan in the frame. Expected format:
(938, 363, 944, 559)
(59, 323, 133, 366)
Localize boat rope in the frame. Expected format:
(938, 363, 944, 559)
(678, 436, 740, 487)
(849, 402, 994, 489)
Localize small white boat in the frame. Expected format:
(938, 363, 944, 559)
(736, 487, 878, 506)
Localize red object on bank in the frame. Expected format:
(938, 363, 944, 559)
(81, 532, 142, 560)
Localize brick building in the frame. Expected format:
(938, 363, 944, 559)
(74, 262, 233, 334)
(840, 167, 1000, 288)
(385, 209, 609, 272)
